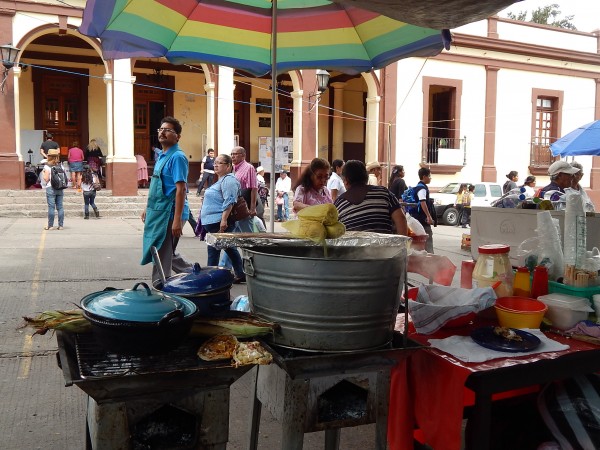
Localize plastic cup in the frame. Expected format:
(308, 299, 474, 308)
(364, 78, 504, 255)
(593, 294, 600, 324)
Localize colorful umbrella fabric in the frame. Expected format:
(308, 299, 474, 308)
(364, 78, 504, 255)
(550, 120, 600, 157)
(79, 0, 449, 76)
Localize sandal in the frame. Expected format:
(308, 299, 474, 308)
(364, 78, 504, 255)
(57, 226, 63, 230)
(43, 226, 52, 230)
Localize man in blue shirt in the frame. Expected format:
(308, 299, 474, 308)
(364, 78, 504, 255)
(539, 160, 579, 200)
(141, 117, 192, 284)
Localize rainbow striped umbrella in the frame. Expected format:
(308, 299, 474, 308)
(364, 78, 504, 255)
(79, 0, 448, 76)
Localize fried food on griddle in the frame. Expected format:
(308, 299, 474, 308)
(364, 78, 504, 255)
(197, 334, 238, 361)
(232, 341, 273, 367)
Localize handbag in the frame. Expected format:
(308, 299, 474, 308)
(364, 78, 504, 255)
(229, 195, 251, 223)
(92, 173, 102, 191)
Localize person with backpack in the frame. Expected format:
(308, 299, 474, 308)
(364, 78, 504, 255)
(410, 167, 436, 253)
(81, 166, 100, 219)
(41, 148, 67, 230)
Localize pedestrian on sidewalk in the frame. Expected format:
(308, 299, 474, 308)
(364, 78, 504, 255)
(41, 149, 65, 230)
(275, 169, 291, 220)
(68, 142, 85, 191)
(197, 148, 216, 196)
(81, 167, 100, 219)
(461, 185, 474, 228)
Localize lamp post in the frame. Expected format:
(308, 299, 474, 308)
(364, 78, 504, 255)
(0, 43, 20, 94)
(308, 69, 330, 111)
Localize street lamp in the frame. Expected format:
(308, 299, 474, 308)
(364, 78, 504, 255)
(308, 69, 330, 111)
(0, 43, 20, 94)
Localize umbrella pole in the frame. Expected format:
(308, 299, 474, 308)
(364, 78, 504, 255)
(269, 0, 278, 232)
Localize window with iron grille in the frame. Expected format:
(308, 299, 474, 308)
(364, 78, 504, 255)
(530, 89, 563, 171)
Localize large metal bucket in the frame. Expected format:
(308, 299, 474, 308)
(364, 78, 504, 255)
(242, 245, 406, 352)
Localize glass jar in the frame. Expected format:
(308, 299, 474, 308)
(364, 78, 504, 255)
(473, 244, 514, 297)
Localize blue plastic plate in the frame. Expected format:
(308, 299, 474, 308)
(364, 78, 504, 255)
(471, 326, 541, 353)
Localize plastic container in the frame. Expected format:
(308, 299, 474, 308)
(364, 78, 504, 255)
(513, 267, 531, 297)
(473, 244, 514, 297)
(531, 265, 549, 298)
(537, 293, 594, 330)
(494, 297, 547, 329)
(548, 280, 600, 302)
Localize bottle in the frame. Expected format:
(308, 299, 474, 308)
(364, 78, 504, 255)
(530, 266, 549, 298)
(472, 244, 514, 297)
(513, 266, 531, 297)
(461, 260, 476, 289)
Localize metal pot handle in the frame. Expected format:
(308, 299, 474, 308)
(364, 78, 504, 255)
(243, 255, 255, 277)
(132, 282, 152, 296)
(158, 309, 184, 327)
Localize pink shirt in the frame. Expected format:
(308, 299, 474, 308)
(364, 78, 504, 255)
(68, 147, 84, 163)
(234, 160, 258, 189)
(294, 185, 333, 209)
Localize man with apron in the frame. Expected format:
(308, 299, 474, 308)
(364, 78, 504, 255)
(141, 116, 192, 284)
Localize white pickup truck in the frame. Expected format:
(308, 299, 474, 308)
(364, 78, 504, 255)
(431, 182, 503, 225)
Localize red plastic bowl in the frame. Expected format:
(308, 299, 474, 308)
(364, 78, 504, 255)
(495, 296, 547, 313)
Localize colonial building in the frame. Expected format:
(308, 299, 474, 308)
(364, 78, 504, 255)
(0, 1, 599, 204)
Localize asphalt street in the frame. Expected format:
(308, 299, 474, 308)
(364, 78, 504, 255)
(0, 216, 470, 449)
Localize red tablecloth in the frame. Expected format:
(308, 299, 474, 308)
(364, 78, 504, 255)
(387, 319, 600, 450)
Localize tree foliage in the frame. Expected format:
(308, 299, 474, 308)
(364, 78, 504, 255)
(506, 4, 576, 30)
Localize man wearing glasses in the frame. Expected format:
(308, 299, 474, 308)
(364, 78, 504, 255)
(140, 116, 192, 284)
(231, 146, 259, 231)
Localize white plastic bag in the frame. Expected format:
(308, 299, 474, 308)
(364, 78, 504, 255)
(406, 214, 426, 236)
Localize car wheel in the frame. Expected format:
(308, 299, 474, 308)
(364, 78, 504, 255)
(442, 207, 459, 226)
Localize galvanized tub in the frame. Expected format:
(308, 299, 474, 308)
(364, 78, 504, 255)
(242, 245, 406, 352)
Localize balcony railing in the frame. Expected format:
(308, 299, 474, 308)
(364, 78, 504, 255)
(421, 136, 466, 165)
(529, 139, 554, 167)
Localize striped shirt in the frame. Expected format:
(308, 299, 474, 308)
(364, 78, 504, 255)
(334, 185, 401, 234)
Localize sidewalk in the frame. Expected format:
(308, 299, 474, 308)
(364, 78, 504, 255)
(0, 217, 469, 449)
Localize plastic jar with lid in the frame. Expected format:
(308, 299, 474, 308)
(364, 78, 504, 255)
(513, 266, 532, 297)
(473, 244, 514, 297)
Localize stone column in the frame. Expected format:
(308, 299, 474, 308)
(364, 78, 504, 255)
(0, 7, 23, 189)
(482, 66, 499, 182)
(365, 95, 381, 164)
(217, 66, 235, 153)
(290, 89, 303, 164)
(103, 73, 113, 159)
(331, 82, 345, 161)
(590, 77, 600, 207)
(106, 59, 137, 195)
(204, 81, 215, 151)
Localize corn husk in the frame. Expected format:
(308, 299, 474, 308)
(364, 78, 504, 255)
(325, 222, 346, 239)
(21, 309, 91, 335)
(282, 219, 327, 243)
(190, 316, 278, 338)
(297, 203, 339, 225)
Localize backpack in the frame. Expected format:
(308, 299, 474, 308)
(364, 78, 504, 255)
(50, 165, 68, 190)
(401, 185, 420, 215)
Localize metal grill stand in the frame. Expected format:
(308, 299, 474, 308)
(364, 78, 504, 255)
(56, 332, 251, 450)
(247, 335, 417, 450)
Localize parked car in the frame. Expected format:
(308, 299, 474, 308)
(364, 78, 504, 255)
(431, 182, 502, 225)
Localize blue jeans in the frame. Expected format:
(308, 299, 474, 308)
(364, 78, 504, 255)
(282, 193, 289, 220)
(46, 187, 64, 227)
(202, 221, 244, 278)
(83, 191, 97, 215)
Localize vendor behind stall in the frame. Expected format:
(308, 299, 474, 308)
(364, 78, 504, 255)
(539, 161, 579, 200)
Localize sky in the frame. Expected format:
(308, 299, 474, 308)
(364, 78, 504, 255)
(500, 0, 600, 32)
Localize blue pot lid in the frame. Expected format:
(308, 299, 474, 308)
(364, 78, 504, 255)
(161, 263, 234, 295)
(81, 282, 197, 322)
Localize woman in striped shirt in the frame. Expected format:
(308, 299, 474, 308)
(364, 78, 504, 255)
(334, 160, 407, 235)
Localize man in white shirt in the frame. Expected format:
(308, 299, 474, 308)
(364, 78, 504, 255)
(275, 170, 292, 221)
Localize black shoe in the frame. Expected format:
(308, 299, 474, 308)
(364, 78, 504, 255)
(94, 209, 100, 218)
(233, 275, 246, 284)
(84, 214, 89, 220)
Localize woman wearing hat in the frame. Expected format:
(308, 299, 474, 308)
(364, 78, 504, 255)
(41, 149, 65, 230)
(293, 158, 332, 212)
